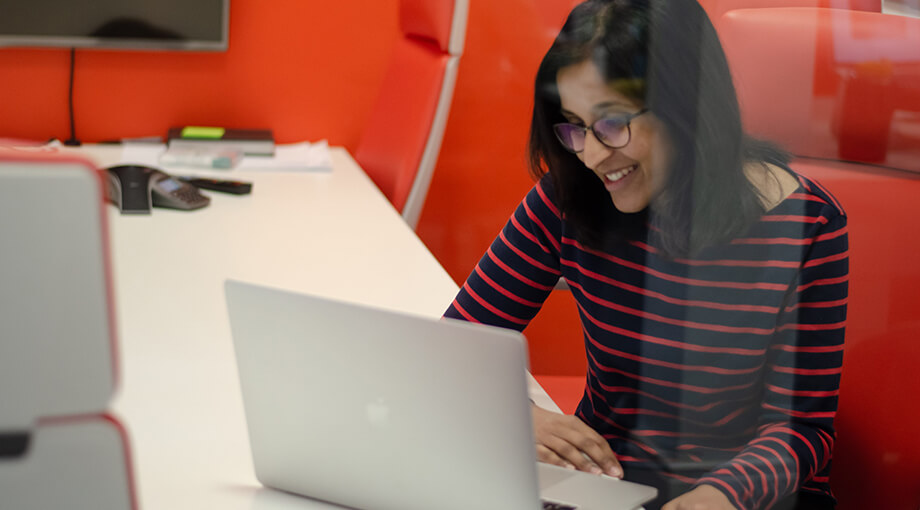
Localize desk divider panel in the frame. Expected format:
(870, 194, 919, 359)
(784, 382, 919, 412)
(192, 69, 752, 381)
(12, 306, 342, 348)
(0, 152, 133, 509)
(0, 416, 136, 510)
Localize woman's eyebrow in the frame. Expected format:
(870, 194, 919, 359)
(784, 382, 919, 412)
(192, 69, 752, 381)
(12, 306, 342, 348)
(560, 101, 633, 120)
(592, 101, 634, 115)
(559, 108, 582, 121)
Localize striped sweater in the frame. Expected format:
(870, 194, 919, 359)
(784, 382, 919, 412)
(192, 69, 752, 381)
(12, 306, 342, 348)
(444, 172, 848, 509)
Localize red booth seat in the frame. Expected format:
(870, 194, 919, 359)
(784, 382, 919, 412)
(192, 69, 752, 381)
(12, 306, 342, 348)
(718, 11, 920, 503)
(535, 158, 920, 508)
(721, 7, 920, 173)
(698, 0, 881, 31)
(792, 159, 920, 510)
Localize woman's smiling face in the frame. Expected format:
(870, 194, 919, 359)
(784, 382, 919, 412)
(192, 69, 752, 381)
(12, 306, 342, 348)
(556, 60, 673, 213)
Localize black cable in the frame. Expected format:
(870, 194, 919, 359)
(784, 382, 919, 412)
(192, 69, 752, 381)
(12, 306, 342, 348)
(63, 47, 81, 146)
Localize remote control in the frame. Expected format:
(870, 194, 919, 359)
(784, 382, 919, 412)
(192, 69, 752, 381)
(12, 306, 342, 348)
(178, 177, 253, 195)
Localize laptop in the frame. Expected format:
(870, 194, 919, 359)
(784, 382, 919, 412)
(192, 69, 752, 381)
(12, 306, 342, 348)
(225, 280, 657, 510)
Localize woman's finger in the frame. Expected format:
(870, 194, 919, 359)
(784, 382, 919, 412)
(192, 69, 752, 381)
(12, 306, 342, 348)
(535, 444, 576, 470)
(540, 434, 602, 473)
(553, 417, 623, 478)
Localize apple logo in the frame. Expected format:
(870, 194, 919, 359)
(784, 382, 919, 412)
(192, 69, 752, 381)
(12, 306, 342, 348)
(366, 397, 390, 427)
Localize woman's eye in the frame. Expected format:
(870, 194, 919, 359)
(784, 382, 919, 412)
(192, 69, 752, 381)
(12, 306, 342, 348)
(598, 117, 627, 129)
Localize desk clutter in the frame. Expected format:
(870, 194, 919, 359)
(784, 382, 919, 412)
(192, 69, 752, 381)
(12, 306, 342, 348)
(103, 132, 331, 214)
(105, 165, 212, 214)
(1, 137, 330, 215)
(167, 126, 276, 157)
(120, 138, 333, 173)
(105, 164, 256, 214)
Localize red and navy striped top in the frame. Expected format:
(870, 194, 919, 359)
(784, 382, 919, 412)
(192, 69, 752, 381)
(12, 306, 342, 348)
(444, 172, 848, 509)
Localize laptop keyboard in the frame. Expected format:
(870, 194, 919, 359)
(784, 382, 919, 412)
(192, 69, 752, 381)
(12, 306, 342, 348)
(542, 501, 577, 510)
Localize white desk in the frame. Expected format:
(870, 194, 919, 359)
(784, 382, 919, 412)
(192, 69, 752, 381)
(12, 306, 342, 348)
(60, 145, 558, 509)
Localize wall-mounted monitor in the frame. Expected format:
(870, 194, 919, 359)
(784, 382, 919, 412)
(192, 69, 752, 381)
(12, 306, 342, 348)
(0, 0, 229, 51)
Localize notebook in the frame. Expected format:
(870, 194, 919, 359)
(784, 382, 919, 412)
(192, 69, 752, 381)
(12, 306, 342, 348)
(225, 280, 657, 510)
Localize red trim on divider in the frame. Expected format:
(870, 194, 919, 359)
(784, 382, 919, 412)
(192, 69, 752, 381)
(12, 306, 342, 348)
(38, 413, 139, 510)
(101, 413, 141, 510)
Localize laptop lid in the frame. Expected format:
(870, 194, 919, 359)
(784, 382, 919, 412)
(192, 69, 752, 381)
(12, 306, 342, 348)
(225, 280, 542, 510)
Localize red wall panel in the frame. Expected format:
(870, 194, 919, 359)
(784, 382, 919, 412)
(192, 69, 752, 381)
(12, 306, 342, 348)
(0, 0, 399, 148)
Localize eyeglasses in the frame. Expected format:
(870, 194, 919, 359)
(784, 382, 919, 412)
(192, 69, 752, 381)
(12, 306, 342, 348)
(553, 108, 649, 153)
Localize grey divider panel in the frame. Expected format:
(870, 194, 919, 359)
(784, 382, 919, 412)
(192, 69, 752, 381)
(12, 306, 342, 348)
(0, 155, 116, 430)
(0, 417, 135, 510)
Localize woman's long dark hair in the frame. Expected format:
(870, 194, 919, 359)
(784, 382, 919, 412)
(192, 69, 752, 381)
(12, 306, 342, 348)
(528, 0, 789, 257)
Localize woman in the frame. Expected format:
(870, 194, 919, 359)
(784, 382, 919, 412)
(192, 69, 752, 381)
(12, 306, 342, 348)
(444, 1, 848, 509)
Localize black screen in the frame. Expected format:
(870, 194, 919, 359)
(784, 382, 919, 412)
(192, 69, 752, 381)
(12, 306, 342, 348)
(0, 0, 228, 51)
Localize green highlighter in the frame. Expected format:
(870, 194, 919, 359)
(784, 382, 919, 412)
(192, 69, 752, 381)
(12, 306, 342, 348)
(181, 126, 227, 139)
(168, 125, 275, 156)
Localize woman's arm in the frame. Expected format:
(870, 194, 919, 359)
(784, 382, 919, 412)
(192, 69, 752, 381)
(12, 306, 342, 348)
(444, 177, 564, 329)
(443, 177, 623, 476)
(693, 212, 849, 509)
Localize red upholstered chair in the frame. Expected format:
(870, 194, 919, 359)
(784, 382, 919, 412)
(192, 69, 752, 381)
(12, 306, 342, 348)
(698, 0, 881, 30)
(720, 8, 920, 508)
(788, 160, 920, 510)
(355, 0, 468, 229)
(721, 7, 920, 171)
(0, 153, 137, 510)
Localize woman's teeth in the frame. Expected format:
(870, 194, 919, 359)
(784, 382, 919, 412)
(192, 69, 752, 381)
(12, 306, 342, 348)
(605, 164, 637, 182)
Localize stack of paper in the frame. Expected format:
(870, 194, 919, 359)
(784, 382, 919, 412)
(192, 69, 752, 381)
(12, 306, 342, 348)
(238, 141, 332, 172)
(118, 141, 333, 173)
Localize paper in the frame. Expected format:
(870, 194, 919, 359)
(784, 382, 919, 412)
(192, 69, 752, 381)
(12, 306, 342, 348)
(237, 140, 332, 172)
(119, 142, 166, 167)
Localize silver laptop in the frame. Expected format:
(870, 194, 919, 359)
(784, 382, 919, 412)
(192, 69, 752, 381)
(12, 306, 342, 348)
(225, 280, 657, 510)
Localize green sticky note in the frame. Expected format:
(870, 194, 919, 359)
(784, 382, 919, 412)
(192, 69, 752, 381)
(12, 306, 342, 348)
(181, 126, 226, 139)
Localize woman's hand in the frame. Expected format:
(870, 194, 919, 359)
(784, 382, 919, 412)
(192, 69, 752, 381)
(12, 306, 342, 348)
(531, 404, 622, 478)
(662, 485, 737, 510)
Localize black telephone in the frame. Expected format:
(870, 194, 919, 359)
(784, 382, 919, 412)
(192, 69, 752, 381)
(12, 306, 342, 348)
(106, 165, 210, 214)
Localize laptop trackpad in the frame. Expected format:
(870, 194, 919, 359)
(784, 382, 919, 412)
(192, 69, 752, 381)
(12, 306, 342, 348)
(538, 462, 583, 489)
(538, 462, 656, 510)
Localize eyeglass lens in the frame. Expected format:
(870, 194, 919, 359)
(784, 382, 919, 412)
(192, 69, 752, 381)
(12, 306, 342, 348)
(554, 117, 630, 153)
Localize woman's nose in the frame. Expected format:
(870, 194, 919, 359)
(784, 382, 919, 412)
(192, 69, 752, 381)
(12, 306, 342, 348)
(580, 130, 613, 171)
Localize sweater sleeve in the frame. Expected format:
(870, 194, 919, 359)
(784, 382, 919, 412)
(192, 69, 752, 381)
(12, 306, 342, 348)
(696, 211, 849, 509)
(444, 176, 563, 330)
